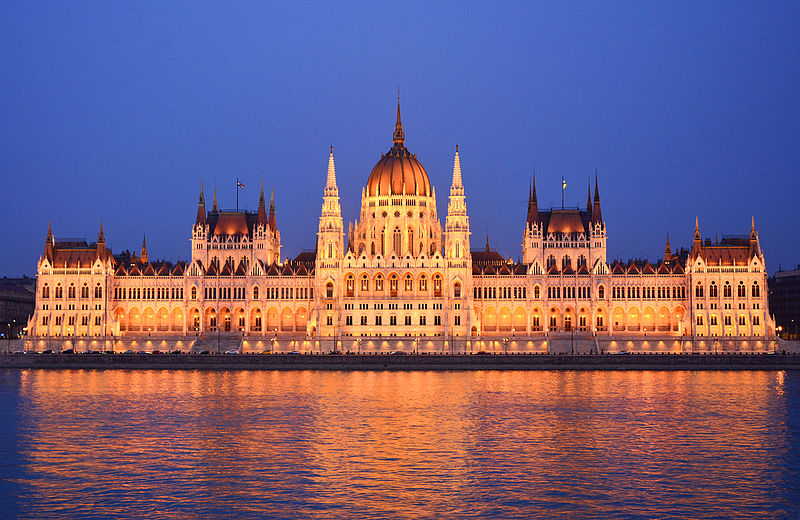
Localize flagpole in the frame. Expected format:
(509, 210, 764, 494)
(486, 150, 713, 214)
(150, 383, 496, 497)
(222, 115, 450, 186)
(561, 176, 564, 209)
(236, 177, 239, 211)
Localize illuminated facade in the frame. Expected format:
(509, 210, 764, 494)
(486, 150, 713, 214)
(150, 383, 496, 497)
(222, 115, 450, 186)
(27, 103, 776, 351)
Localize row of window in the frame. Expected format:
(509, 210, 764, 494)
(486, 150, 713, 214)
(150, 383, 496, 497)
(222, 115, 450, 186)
(696, 315, 760, 326)
(41, 284, 102, 299)
(611, 286, 687, 300)
(343, 274, 449, 297)
(114, 287, 184, 300)
(695, 281, 760, 298)
(41, 315, 102, 326)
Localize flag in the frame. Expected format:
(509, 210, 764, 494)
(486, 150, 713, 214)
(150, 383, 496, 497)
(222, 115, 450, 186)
(237, 180, 245, 189)
(562, 177, 566, 190)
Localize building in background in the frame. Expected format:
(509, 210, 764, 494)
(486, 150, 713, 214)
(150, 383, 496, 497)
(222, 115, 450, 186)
(0, 276, 35, 339)
(768, 267, 800, 339)
(25, 104, 776, 352)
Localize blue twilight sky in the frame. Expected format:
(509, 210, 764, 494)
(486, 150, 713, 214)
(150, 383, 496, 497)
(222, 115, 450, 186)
(1, 2, 799, 277)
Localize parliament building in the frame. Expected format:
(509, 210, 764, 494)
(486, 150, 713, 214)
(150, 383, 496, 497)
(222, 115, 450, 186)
(27, 104, 777, 352)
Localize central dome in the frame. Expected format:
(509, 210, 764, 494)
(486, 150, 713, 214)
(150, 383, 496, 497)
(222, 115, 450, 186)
(365, 103, 431, 197)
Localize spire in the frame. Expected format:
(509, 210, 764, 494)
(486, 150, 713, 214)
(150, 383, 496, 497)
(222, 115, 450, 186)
(141, 234, 148, 264)
(691, 216, 702, 256)
(44, 221, 54, 259)
(591, 172, 603, 223)
(257, 177, 267, 228)
(451, 144, 462, 189)
(326, 145, 338, 191)
(96, 221, 106, 260)
(749, 216, 760, 257)
(485, 232, 490, 252)
(586, 181, 592, 214)
(212, 185, 218, 213)
(527, 172, 539, 224)
(268, 186, 277, 232)
(664, 233, 672, 262)
(196, 178, 207, 226)
(393, 97, 405, 146)
(694, 215, 701, 241)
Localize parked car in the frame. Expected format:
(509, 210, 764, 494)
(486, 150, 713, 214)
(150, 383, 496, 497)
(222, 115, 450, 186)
(389, 351, 407, 355)
(151, 350, 162, 355)
(259, 350, 273, 355)
(61, 349, 74, 354)
(198, 350, 211, 355)
(122, 350, 136, 355)
(224, 349, 239, 355)
(474, 351, 489, 355)
(84, 350, 99, 354)
(42, 350, 54, 354)
(169, 350, 182, 354)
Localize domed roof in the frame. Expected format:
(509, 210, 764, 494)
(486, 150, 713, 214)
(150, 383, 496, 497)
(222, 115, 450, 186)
(365, 103, 431, 197)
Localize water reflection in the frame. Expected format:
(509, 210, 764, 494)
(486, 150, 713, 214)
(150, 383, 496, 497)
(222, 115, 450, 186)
(2, 369, 797, 519)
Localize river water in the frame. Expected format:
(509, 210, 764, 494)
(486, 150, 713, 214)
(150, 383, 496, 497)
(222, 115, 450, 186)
(0, 369, 797, 519)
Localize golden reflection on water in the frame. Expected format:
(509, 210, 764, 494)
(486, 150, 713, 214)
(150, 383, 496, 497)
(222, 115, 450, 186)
(8, 369, 797, 519)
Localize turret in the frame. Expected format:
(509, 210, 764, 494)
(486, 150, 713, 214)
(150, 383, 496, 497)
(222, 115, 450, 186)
(257, 178, 268, 229)
(445, 144, 470, 261)
(527, 174, 538, 225)
(692, 216, 702, 255)
(97, 221, 106, 260)
(591, 173, 602, 224)
(44, 221, 54, 260)
(268, 186, 277, 233)
(664, 233, 672, 262)
(196, 180, 206, 227)
(212, 185, 218, 214)
(140, 234, 148, 264)
(750, 216, 761, 258)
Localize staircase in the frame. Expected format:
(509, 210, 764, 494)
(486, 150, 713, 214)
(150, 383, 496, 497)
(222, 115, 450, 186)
(547, 333, 598, 354)
(191, 333, 243, 353)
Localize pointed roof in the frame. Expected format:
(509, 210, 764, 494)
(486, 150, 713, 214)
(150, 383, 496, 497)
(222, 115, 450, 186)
(196, 179, 207, 227)
(257, 178, 268, 228)
(527, 173, 539, 224)
(140, 234, 148, 263)
(451, 144, 462, 189)
(235, 260, 247, 277)
(591, 172, 602, 223)
(97, 221, 105, 243)
(393, 98, 405, 146)
(268, 186, 277, 232)
(212, 185, 219, 213)
(664, 233, 672, 261)
(586, 181, 592, 214)
(326, 146, 337, 191)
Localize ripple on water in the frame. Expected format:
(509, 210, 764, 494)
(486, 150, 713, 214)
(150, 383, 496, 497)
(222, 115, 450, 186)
(0, 369, 797, 519)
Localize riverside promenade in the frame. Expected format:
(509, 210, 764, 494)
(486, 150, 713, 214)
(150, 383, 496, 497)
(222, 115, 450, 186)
(1, 352, 799, 371)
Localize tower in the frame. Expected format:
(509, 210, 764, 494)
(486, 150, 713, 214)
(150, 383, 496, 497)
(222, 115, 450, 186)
(444, 145, 473, 337)
(314, 147, 345, 338)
